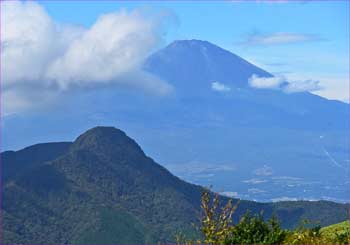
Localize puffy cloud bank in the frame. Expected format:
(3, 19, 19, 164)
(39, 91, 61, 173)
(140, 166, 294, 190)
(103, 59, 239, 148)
(249, 74, 322, 93)
(1, 1, 173, 114)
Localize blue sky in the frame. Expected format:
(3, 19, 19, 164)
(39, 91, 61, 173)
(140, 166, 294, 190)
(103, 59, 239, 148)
(39, 0, 349, 102)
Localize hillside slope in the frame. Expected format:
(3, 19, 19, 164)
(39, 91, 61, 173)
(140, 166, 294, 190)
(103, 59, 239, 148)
(321, 220, 350, 241)
(2, 127, 349, 244)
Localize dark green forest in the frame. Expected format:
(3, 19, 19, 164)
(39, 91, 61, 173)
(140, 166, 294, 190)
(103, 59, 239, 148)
(2, 127, 349, 244)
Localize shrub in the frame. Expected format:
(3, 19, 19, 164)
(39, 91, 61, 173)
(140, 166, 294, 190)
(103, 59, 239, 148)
(199, 189, 285, 244)
(200, 189, 239, 244)
(226, 212, 286, 244)
(177, 189, 350, 244)
(284, 222, 324, 245)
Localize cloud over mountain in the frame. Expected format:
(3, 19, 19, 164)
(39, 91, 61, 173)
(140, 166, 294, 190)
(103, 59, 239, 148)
(284, 79, 321, 93)
(248, 75, 285, 89)
(1, 1, 172, 114)
(249, 74, 322, 93)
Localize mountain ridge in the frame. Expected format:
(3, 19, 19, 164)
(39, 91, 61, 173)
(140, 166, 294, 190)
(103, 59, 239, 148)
(3, 39, 349, 203)
(144, 39, 273, 93)
(2, 126, 349, 244)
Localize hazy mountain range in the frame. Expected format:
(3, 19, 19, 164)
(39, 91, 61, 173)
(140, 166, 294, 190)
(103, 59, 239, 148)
(3, 39, 349, 202)
(2, 126, 349, 244)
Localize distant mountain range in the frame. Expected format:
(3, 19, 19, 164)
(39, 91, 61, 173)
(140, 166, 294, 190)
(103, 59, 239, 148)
(3, 39, 349, 202)
(2, 127, 349, 244)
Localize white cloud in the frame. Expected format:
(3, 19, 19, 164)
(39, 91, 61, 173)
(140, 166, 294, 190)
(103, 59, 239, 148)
(248, 75, 285, 89)
(272, 197, 298, 202)
(249, 74, 322, 93)
(284, 79, 321, 93)
(165, 162, 236, 176)
(271, 176, 302, 181)
(1, 1, 57, 89)
(211, 82, 231, 92)
(294, 75, 348, 102)
(243, 178, 267, 184)
(46, 10, 160, 88)
(241, 32, 322, 46)
(220, 191, 238, 198)
(1, 1, 172, 114)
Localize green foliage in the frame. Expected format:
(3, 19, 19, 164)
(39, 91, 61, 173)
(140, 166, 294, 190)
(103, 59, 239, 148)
(200, 189, 239, 244)
(284, 221, 324, 245)
(194, 189, 350, 245)
(198, 189, 285, 245)
(271, 200, 349, 229)
(283, 220, 350, 244)
(226, 213, 286, 244)
(321, 220, 350, 243)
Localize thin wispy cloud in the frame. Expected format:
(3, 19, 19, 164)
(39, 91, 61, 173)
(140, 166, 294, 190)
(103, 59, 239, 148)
(253, 165, 273, 176)
(220, 191, 238, 198)
(284, 79, 321, 93)
(272, 197, 298, 202)
(240, 32, 324, 46)
(249, 74, 322, 93)
(243, 178, 268, 184)
(211, 81, 231, 92)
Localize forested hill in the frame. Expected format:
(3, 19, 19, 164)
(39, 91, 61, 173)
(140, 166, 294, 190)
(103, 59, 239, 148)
(2, 126, 349, 244)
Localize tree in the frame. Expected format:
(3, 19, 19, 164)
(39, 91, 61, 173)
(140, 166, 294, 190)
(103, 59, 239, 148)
(200, 188, 286, 245)
(200, 189, 239, 244)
